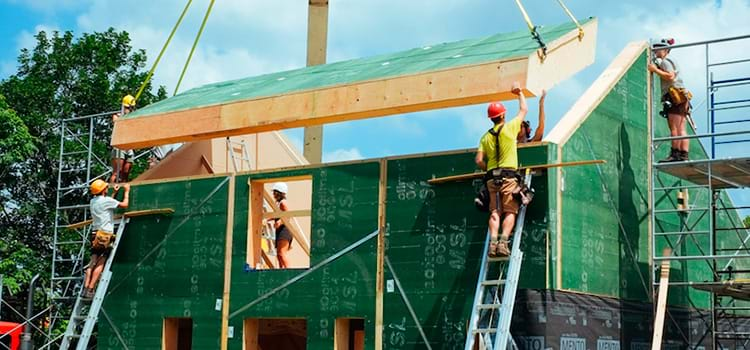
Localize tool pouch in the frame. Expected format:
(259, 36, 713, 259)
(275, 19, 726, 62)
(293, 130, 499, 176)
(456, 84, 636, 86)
(92, 230, 114, 250)
(668, 86, 692, 105)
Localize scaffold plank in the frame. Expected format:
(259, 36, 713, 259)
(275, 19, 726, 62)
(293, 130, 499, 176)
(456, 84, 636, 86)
(656, 157, 750, 189)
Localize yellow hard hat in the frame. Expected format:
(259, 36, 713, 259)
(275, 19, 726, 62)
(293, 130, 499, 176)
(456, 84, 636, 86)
(122, 95, 136, 108)
(90, 179, 108, 195)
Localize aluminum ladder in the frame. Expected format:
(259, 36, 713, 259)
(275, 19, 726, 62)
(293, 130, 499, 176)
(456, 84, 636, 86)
(60, 216, 129, 350)
(226, 137, 254, 172)
(465, 170, 532, 350)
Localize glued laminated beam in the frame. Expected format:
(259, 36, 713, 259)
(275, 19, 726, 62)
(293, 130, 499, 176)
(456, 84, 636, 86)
(112, 19, 597, 149)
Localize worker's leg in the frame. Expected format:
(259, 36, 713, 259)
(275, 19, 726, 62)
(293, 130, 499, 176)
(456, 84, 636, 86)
(667, 114, 680, 149)
(110, 158, 123, 183)
(121, 160, 132, 182)
(486, 180, 502, 256)
(497, 179, 521, 256)
(84, 254, 98, 290)
(501, 213, 517, 239)
(89, 255, 106, 290)
(276, 239, 291, 268)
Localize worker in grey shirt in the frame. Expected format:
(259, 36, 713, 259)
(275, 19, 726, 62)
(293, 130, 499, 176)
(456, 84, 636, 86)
(83, 180, 129, 297)
(649, 38, 693, 162)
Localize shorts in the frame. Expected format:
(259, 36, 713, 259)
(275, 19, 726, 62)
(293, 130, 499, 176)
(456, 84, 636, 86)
(662, 93, 690, 116)
(111, 148, 134, 162)
(486, 177, 520, 214)
(275, 225, 294, 247)
(90, 231, 113, 256)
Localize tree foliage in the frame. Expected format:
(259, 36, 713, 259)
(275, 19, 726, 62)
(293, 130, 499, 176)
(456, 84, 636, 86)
(0, 28, 166, 331)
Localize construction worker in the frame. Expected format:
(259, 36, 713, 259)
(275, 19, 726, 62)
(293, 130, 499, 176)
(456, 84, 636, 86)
(475, 82, 527, 256)
(84, 179, 129, 298)
(271, 182, 293, 268)
(517, 89, 546, 143)
(648, 38, 692, 162)
(110, 95, 136, 182)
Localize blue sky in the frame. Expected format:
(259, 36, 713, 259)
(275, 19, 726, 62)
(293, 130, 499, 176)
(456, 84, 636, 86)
(1, 0, 749, 214)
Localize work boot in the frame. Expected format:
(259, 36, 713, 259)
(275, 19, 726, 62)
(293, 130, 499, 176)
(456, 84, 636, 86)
(496, 239, 510, 256)
(679, 150, 689, 161)
(659, 148, 680, 163)
(488, 240, 499, 257)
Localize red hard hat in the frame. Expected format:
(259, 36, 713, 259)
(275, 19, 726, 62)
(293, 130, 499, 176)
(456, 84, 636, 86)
(487, 102, 506, 119)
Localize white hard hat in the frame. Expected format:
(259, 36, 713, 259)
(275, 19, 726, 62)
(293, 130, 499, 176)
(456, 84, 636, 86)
(272, 182, 288, 194)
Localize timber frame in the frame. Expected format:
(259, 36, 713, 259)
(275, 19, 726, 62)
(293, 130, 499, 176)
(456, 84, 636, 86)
(111, 19, 597, 149)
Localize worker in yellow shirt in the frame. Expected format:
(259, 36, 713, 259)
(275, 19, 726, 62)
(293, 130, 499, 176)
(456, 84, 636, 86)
(475, 82, 527, 256)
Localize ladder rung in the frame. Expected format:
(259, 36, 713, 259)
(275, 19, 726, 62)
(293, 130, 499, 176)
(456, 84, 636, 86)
(57, 204, 90, 210)
(481, 279, 506, 286)
(60, 167, 89, 174)
(67, 334, 81, 339)
(654, 208, 709, 214)
(53, 276, 83, 281)
(487, 256, 510, 263)
(654, 230, 710, 236)
(56, 241, 86, 245)
(58, 185, 88, 192)
(473, 328, 497, 334)
(56, 257, 84, 263)
(477, 304, 501, 310)
(62, 150, 88, 156)
(72, 316, 87, 322)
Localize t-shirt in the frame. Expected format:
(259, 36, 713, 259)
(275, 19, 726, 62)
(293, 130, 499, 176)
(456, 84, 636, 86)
(657, 58, 685, 93)
(478, 117, 523, 170)
(90, 196, 120, 232)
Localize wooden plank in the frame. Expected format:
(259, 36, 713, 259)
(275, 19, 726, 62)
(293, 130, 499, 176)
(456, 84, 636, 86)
(64, 208, 175, 229)
(261, 250, 277, 270)
(261, 210, 311, 219)
(248, 182, 265, 269)
(426, 159, 606, 184)
(220, 176, 236, 350)
(261, 190, 311, 256)
(334, 318, 350, 350)
(201, 154, 215, 174)
(302, 0, 328, 164)
(651, 248, 672, 350)
(375, 159, 387, 350)
(354, 330, 365, 350)
(244, 318, 259, 350)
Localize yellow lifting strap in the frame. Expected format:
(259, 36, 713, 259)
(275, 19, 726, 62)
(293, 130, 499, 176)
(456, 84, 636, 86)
(173, 0, 216, 96)
(512, 0, 547, 61)
(555, 0, 584, 40)
(134, 0, 194, 103)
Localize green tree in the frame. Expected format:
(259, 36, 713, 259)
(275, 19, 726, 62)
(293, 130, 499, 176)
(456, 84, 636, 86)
(744, 215, 750, 228)
(0, 28, 166, 337)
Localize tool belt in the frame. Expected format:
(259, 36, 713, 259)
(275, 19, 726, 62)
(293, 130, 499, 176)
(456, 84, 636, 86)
(92, 230, 114, 250)
(484, 168, 519, 183)
(664, 86, 693, 105)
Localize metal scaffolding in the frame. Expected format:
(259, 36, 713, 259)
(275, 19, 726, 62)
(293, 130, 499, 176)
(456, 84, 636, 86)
(650, 34, 750, 350)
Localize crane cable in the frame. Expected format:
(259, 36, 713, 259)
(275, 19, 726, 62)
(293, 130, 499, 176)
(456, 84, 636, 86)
(134, 0, 194, 103)
(555, 0, 584, 41)
(512, 0, 547, 61)
(173, 0, 216, 96)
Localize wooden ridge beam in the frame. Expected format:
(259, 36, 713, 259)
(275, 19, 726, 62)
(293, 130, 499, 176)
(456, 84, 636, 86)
(111, 20, 597, 149)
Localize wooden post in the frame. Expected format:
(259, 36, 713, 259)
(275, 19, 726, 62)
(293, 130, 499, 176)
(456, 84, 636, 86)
(651, 248, 672, 350)
(375, 159, 387, 350)
(221, 176, 236, 350)
(244, 318, 259, 350)
(303, 0, 329, 163)
(334, 318, 350, 350)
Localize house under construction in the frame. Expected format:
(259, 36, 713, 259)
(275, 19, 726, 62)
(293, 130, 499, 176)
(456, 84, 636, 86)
(40, 5, 750, 350)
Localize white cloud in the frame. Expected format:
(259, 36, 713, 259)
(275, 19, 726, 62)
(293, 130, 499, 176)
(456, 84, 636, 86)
(323, 148, 364, 163)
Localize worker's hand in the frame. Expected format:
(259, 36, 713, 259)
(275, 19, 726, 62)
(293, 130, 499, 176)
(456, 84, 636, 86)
(511, 82, 522, 95)
(540, 89, 546, 102)
(647, 63, 658, 73)
(123, 183, 131, 191)
(112, 113, 120, 122)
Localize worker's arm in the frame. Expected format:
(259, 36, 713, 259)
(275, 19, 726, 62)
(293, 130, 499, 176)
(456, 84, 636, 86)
(475, 151, 487, 171)
(513, 82, 528, 121)
(531, 90, 546, 142)
(112, 113, 120, 123)
(648, 63, 676, 81)
(117, 184, 130, 208)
